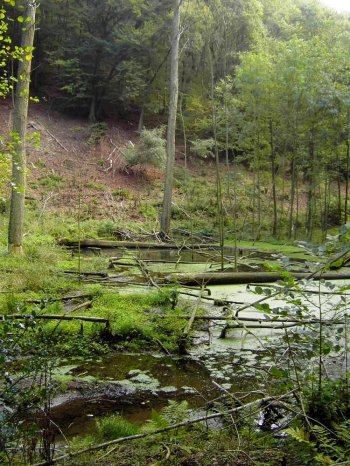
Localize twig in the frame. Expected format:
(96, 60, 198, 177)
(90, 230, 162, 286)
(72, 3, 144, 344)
(36, 119, 69, 152)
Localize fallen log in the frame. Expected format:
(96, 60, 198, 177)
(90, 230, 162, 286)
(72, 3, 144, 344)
(164, 271, 350, 285)
(63, 270, 108, 277)
(110, 258, 220, 265)
(59, 238, 220, 250)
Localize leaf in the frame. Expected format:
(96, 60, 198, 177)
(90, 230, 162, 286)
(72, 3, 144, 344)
(270, 367, 288, 378)
(17, 16, 24, 23)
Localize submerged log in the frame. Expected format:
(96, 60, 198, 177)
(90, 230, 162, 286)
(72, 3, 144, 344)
(164, 271, 350, 285)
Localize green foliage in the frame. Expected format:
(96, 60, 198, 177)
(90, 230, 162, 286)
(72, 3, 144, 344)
(124, 127, 166, 168)
(37, 173, 63, 189)
(286, 420, 350, 465)
(97, 415, 140, 440)
(87, 122, 108, 145)
(0, 316, 59, 464)
(144, 400, 189, 431)
(112, 188, 133, 200)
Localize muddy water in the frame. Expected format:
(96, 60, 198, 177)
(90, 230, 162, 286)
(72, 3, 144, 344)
(51, 353, 224, 438)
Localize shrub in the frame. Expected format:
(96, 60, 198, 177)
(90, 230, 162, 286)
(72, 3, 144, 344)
(87, 122, 108, 145)
(124, 127, 166, 168)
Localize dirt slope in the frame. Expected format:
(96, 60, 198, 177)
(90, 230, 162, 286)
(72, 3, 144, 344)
(0, 101, 168, 220)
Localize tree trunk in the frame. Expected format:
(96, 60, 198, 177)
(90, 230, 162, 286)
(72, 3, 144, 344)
(270, 119, 278, 237)
(306, 130, 316, 240)
(345, 109, 350, 223)
(288, 156, 296, 240)
(8, 1, 37, 256)
(209, 47, 224, 271)
(160, 0, 180, 236)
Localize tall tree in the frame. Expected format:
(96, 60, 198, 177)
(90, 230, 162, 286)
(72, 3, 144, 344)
(8, 0, 37, 255)
(160, 0, 180, 236)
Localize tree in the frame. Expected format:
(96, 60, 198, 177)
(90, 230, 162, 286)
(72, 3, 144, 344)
(8, 0, 37, 255)
(0, 0, 15, 192)
(160, 0, 180, 236)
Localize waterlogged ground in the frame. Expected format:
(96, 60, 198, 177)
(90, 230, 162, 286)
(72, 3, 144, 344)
(52, 244, 350, 443)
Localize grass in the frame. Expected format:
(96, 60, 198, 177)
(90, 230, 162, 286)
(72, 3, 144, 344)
(97, 415, 140, 440)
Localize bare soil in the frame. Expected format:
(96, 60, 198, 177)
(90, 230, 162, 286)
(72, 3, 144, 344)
(0, 100, 175, 220)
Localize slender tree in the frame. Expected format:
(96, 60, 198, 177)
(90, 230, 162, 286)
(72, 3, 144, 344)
(8, 0, 37, 255)
(160, 0, 180, 236)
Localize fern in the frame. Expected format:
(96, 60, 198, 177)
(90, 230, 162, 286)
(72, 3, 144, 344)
(161, 400, 189, 425)
(286, 421, 350, 464)
(285, 426, 315, 447)
(143, 400, 189, 432)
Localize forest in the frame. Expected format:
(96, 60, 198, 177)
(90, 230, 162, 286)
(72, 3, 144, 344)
(1, 0, 350, 465)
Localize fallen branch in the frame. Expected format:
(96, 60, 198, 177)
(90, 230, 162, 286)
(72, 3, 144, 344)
(66, 301, 93, 314)
(178, 315, 347, 325)
(26, 293, 95, 304)
(136, 259, 160, 289)
(36, 119, 69, 152)
(154, 338, 172, 356)
(33, 393, 293, 466)
(0, 314, 109, 325)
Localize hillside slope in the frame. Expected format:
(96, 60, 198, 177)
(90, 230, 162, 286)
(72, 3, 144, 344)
(0, 101, 175, 223)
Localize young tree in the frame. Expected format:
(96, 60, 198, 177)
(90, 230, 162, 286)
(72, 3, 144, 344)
(8, 0, 37, 255)
(160, 0, 180, 236)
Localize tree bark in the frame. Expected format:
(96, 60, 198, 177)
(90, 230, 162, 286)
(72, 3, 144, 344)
(160, 0, 180, 236)
(8, 1, 37, 256)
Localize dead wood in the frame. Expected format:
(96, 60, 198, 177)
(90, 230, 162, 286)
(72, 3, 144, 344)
(1, 314, 109, 325)
(26, 293, 94, 304)
(178, 315, 347, 324)
(59, 238, 218, 249)
(63, 270, 108, 278)
(66, 301, 93, 314)
(164, 271, 350, 285)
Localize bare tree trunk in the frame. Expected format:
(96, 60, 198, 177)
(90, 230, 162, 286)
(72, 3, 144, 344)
(8, 1, 37, 256)
(345, 109, 350, 223)
(270, 119, 277, 237)
(160, 0, 180, 236)
(209, 48, 224, 271)
(179, 94, 187, 171)
(306, 130, 316, 241)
